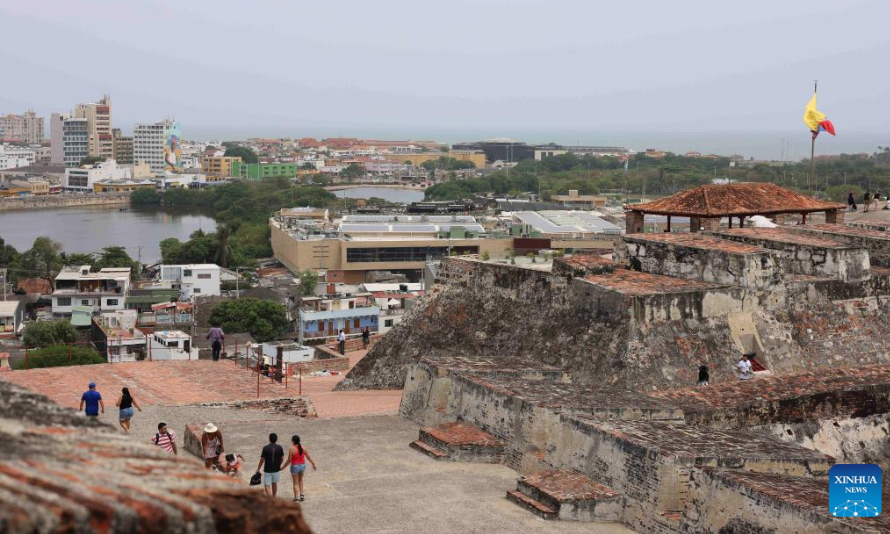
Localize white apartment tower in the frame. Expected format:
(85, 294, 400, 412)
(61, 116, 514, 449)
(50, 113, 89, 168)
(74, 95, 113, 160)
(0, 110, 44, 144)
(134, 118, 177, 173)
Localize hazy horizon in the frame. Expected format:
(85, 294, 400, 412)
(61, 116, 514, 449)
(2, 0, 889, 159)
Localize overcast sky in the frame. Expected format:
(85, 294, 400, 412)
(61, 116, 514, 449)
(2, 0, 889, 152)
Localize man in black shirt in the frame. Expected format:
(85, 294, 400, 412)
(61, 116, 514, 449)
(256, 433, 285, 496)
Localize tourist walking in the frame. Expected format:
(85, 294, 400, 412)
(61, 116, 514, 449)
(864, 190, 872, 212)
(115, 387, 142, 433)
(285, 435, 317, 502)
(361, 327, 370, 349)
(207, 323, 225, 361)
(737, 354, 753, 380)
(79, 382, 104, 418)
(338, 329, 346, 355)
(847, 190, 857, 212)
(150, 422, 177, 455)
(875, 191, 882, 210)
(201, 423, 225, 469)
(256, 433, 285, 497)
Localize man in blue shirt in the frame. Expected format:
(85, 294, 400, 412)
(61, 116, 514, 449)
(79, 382, 105, 417)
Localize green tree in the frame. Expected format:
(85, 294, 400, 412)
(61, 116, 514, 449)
(0, 237, 20, 267)
(208, 299, 291, 342)
(130, 188, 161, 205)
(23, 321, 78, 348)
(214, 225, 234, 268)
(96, 246, 139, 275)
(223, 146, 258, 164)
(14, 344, 104, 369)
(18, 237, 63, 285)
(341, 163, 364, 180)
(61, 252, 96, 266)
(79, 155, 104, 166)
(298, 269, 318, 297)
(301, 162, 317, 170)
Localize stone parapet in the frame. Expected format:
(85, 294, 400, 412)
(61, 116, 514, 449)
(0, 380, 310, 533)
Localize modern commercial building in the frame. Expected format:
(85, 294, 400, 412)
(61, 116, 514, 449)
(51, 265, 131, 318)
(271, 210, 512, 283)
(50, 114, 89, 167)
(231, 161, 301, 179)
(202, 156, 241, 176)
(550, 190, 608, 209)
(73, 95, 113, 160)
(452, 140, 535, 164)
(63, 159, 132, 191)
(0, 145, 36, 170)
(134, 118, 179, 173)
(159, 264, 221, 300)
(0, 110, 44, 144)
(112, 128, 134, 165)
(534, 145, 633, 160)
(511, 211, 622, 239)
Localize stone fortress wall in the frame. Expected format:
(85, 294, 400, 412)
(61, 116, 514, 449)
(341, 222, 890, 532)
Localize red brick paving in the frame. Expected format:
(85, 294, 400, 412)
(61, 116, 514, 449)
(583, 268, 723, 296)
(1, 350, 402, 419)
(422, 421, 504, 447)
(522, 469, 620, 502)
(625, 233, 767, 255)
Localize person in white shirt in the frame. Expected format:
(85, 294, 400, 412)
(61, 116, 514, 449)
(337, 329, 346, 355)
(737, 354, 753, 380)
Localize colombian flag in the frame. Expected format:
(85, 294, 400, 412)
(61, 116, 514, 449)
(803, 94, 835, 138)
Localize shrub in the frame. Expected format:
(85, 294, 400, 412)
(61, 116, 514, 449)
(15, 345, 105, 369)
(208, 298, 291, 342)
(23, 321, 78, 348)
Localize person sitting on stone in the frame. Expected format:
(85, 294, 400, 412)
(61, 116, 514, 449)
(737, 354, 753, 380)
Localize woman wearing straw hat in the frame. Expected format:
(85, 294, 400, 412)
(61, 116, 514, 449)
(201, 423, 225, 469)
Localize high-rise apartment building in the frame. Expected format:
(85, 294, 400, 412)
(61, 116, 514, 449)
(50, 113, 89, 168)
(112, 128, 134, 165)
(0, 110, 44, 144)
(134, 118, 179, 173)
(74, 95, 113, 160)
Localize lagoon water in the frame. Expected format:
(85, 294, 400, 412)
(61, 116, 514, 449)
(0, 206, 216, 265)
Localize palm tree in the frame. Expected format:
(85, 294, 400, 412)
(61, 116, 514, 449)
(214, 225, 234, 268)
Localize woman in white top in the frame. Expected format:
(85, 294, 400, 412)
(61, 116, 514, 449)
(201, 423, 224, 469)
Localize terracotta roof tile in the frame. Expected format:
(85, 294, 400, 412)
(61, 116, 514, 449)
(625, 183, 845, 217)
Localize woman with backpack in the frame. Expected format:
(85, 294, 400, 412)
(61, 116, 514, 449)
(284, 435, 317, 502)
(115, 387, 142, 433)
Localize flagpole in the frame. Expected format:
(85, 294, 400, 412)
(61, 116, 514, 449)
(810, 79, 818, 197)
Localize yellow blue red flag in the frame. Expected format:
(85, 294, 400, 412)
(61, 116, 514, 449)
(804, 94, 835, 138)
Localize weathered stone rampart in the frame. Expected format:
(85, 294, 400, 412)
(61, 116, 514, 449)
(0, 192, 130, 211)
(0, 380, 310, 533)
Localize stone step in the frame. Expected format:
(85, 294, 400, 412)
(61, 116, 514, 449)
(409, 439, 449, 460)
(417, 422, 505, 463)
(516, 469, 623, 522)
(506, 490, 557, 520)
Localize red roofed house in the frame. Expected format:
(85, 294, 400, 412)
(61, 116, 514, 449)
(624, 182, 846, 234)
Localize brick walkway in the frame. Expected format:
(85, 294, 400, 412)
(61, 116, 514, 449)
(1, 350, 402, 419)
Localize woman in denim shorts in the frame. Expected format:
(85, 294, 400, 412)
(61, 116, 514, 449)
(284, 435, 317, 502)
(115, 387, 142, 433)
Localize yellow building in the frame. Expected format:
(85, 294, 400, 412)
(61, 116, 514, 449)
(551, 190, 607, 209)
(27, 180, 50, 195)
(386, 150, 486, 168)
(202, 156, 242, 177)
(92, 180, 155, 193)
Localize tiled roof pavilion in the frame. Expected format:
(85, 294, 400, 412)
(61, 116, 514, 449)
(624, 182, 846, 233)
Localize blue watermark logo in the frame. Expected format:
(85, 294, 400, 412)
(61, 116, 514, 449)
(829, 464, 881, 518)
